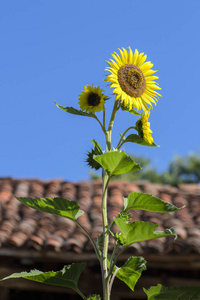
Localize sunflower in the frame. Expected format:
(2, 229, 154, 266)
(105, 47, 161, 112)
(136, 112, 154, 144)
(78, 85, 107, 113)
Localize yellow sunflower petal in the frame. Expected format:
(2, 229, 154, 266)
(132, 49, 139, 65)
(105, 47, 161, 112)
(128, 46, 134, 63)
(78, 84, 107, 114)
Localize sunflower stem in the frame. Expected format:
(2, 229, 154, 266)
(75, 221, 101, 261)
(101, 169, 110, 300)
(103, 110, 106, 130)
(109, 267, 119, 295)
(76, 288, 87, 300)
(106, 100, 119, 151)
(107, 243, 119, 279)
(94, 114, 107, 135)
(100, 100, 120, 300)
(116, 126, 136, 149)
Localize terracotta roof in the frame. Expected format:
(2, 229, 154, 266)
(0, 178, 200, 255)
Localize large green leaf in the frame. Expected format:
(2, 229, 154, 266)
(123, 192, 182, 213)
(114, 256, 146, 291)
(114, 218, 177, 246)
(144, 284, 200, 300)
(1, 263, 86, 293)
(55, 102, 95, 118)
(123, 134, 158, 147)
(94, 150, 141, 177)
(16, 197, 84, 221)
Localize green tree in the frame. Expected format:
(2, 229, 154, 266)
(167, 152, 200, 185)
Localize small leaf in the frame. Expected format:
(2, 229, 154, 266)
(123, 134, 158, 147)
(124, 192, 183, 213)
(55, 102, 95, 118)
(1, 263, 86, 292)
(16, 197, 84, 221)
(143, 284, 200, 300)
(94, 150, 141, 177)
(114, 219, 177, 246)
(114, 256, 146, 291)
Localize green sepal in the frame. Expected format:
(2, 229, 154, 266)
(123, 134, 158, 147)
(15, 197, 84, 221)
(55, 101, 96, 118)
(123, 192, 183, 213)
(86, 139, 103, 170)
(129, 109, 143, 117)
(114, 218, 177, 246)
(1, 263, 86, 293)
(94, 150, 141, 177)
(120, 105, 143, 117)
(114, 256, 146, 291)
(143, 284, 200, 300)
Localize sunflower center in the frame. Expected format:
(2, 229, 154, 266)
(118, 64, 146, 97)
(88, 92, 101, 106)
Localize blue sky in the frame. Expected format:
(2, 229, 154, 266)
(0, 0, 200, 182)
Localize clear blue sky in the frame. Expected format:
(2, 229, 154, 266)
(0, 0, 200, 182)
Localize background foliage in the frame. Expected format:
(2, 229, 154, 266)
(90, 152, 200, 185)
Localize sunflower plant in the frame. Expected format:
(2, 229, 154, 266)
(2, 47, 199, 300)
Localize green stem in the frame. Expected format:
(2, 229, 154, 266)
(101, 99, 119, 300)
(108, 220, 115, 232)
(109, 267, 119, 294)
(108, 246, 128, 295)
(116, 126, 136, 149)
(106, 100, 119, 151)
(94, 114, 107, 135)
(76, 288, 87, 300)
(101, 170, 110, 300)
(76, 221, 101, 261)
(112, 245, 128, 268)
(103, 110, 106, 129)
(107, 243, 119, 279)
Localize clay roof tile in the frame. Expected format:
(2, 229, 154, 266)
(0, 178, 199, 255)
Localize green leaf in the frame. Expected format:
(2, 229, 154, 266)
(16, 197, 84, 221)
(123, 134, 158, 147)
(94, 150, 141, 177)
(1, 263, 86, 293)
(55, 102, 95, 118)
(114, 218, 177, 246)
(123, 192, 183, 213)
(143, 284, 200, 300)
(114, 256, 146, 291)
